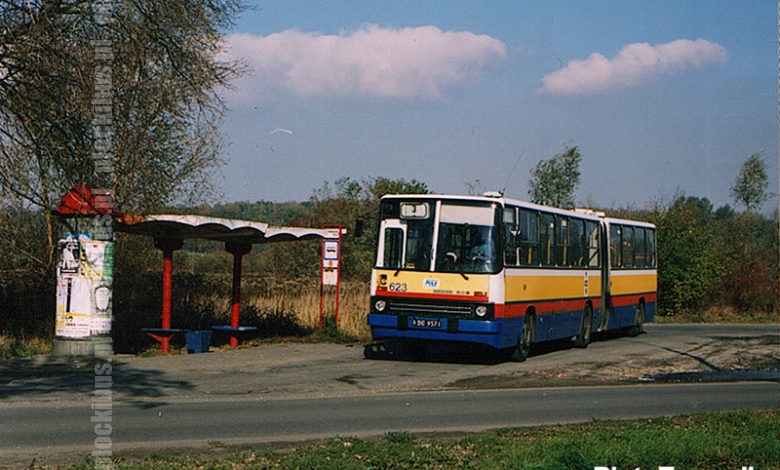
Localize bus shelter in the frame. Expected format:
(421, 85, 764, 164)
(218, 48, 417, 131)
(117, 215, 344, 353)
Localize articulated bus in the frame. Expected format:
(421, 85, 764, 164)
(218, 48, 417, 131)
(366, 193, 657, 361)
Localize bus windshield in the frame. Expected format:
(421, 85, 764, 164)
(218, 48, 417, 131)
(435, 203, 499, 274)
(379, 199, 500, 274)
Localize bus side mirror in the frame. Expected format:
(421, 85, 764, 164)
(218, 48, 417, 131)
(354, 219, 365, 238)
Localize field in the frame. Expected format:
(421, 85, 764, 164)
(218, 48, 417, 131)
(230, 276, 372, 340)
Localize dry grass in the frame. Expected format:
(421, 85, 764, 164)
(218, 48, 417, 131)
(201, 276, 372, 340)
(201, 276, 778, 343)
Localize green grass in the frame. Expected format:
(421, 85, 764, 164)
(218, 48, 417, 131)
(54, 409, 779, 469)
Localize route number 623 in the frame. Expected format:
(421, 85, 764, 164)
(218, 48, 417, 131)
(388, 282, 407, 292)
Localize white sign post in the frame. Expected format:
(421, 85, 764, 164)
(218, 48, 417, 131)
(319, 226, 342, 330)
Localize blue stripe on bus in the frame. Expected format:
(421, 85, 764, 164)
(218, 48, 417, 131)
(368, 314, 519, 349)
(368, 301, 656, 350)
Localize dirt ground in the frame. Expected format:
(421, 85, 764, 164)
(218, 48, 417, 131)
(447, 326, 780, 390)
(0, 324, 777, 405)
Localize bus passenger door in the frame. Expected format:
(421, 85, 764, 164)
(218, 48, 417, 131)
(378, 220, 406, 269)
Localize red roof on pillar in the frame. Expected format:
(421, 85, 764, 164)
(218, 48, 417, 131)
(54, 185, 123, 217)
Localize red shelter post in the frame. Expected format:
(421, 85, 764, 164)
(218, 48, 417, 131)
(226, 243, 252, 348)
(153, 238, 183, 353)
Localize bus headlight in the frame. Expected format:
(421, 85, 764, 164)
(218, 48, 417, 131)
(374, 300, 387, 312)
(475, 305, 488, 317)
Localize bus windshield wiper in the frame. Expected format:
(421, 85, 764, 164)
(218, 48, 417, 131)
(444, 252, 469, 280)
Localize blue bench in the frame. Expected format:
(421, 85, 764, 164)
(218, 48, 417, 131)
(142, 328, 212, 354)
(211, 325, 258, 348)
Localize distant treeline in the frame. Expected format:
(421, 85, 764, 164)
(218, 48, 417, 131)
(0, 176, 777, 348)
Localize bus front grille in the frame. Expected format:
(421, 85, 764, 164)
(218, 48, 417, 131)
(387, 300, 472, 317)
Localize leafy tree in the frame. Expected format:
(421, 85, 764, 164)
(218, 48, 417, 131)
(264, 176, 430, 280)
(655, 196, 722, 314)
(368, 176, 429, 201)
(730, 153, 770, 213)
(528, 145, 582, 208)
(712, 209, 779, 312)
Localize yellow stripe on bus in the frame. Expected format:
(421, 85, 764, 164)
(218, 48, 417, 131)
(610, 270, 657, 296)
(505, 270, 601, 302)
(374, 269, 491, 297)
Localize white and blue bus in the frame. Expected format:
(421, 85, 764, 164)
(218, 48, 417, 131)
(366, 193, 657, 360)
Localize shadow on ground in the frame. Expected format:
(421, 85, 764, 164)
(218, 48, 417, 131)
(0, 356, 193, 403)
(363, 330, 637, 365)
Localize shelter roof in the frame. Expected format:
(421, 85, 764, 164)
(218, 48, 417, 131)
(116, 214, 342, 243)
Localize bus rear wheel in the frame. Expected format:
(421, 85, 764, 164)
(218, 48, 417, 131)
(512, 313, 535, 362)
(574, 304, 593, 348)
(628, 302, 645, 337)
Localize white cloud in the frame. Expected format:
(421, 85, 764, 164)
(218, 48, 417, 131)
(224, 25, 507, 102)
(538, 39, 727, 95)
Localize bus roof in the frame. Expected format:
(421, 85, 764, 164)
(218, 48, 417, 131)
(603, 216, 656, 230)
(381, 193, 656, 228)
(380, 193, 606, 222)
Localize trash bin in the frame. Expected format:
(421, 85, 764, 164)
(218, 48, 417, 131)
(185, 330, 212, 354)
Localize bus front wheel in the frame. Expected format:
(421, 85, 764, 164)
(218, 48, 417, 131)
(512, 313, 535, 362)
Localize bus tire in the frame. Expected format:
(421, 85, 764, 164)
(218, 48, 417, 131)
(574, 304, 593, 348)
(628, 302, 645, 337)
(512, 312, 535, 362)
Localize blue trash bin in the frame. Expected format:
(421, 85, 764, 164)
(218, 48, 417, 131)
(185, 330, 212, 354)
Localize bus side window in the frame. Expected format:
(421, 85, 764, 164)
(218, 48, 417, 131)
(570, 218, 585, 267)
(504, 207, 518, 266)
(635, 228, 647, 267)
(622, 226, 635, 267)
(540, 213, 555, 267)
(647, 229, 657, 267)
(610, 225, 622, 268)
(586, 221, 600, 267)
(555, 216, 570, 266)
(519, 209, 539, 266)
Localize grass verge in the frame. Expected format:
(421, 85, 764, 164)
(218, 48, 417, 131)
(55, 409, 779, 469)
(655, 306, 779, 324)
(0, 335, 51, 359)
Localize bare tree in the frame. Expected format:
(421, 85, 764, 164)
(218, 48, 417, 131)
(0, 0, 244, 209)
(0, 0, 245, 270)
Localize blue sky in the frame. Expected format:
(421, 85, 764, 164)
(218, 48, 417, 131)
(217, 1, 777, 212)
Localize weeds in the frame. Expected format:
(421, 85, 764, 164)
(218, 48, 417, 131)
(0, 335, 50, 359)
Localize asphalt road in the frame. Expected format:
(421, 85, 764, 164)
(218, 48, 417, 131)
(3, 382, 779, 465)
(0, 324, 778, 466)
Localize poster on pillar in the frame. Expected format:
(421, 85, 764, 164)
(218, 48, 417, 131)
(55, 234, 114, 338)
(322, 239, 339, 286)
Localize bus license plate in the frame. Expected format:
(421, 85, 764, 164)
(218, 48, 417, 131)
(410, 317, 442, 329)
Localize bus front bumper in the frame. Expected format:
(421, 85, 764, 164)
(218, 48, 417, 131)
(367, 313, 516, 349)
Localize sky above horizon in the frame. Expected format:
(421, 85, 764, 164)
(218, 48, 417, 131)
(217, 1, 778, 213)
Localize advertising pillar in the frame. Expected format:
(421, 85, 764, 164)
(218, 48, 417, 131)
(52, 186, 120, 356)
